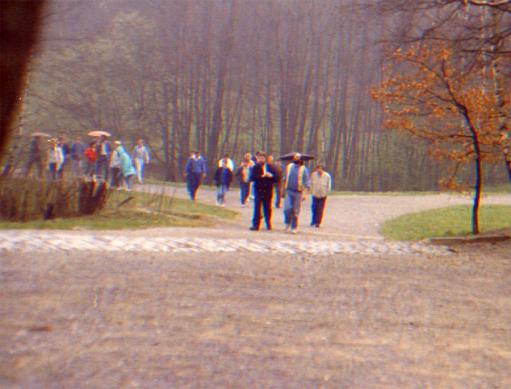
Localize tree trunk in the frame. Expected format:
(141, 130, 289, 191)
(467, 119, 482, 235)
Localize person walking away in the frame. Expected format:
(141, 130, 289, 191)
(267, 154, 283, 208)
(184, 150, 207, 201)
(235, 153, 254, 206)
(47, 138, 63, 181)
(116, 141, 136, 190)
(95, 135, 111, 181)
(109, 141, 123, 189)
(70, 137, 85, 177)
(133, 138, 150, 184)
(283, 153, 311, 234)
(310, 164, 332, 228)
(249, 152, 277, 231)
(25, 135, 44, 178)
(214, 157, 233, 206)
(84, 141, 97, 178)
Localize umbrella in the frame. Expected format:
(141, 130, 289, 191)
(31, 131, 51, 137)
(277, 152, 315, 162)
(88, 130, 111, 137)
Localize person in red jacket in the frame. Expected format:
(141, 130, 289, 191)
(83, 141, 97, 178)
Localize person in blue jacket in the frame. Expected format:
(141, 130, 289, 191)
(283, 153, 311, 234)
(113, 141, 136, 190)
(214, 157, 233, 206)
(184, 150, 207, 201)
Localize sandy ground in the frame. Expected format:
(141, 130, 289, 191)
(1, 187, 511, 388)
(1, 243, 510, 388)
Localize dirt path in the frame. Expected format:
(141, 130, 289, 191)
(138, 184, 511, 240)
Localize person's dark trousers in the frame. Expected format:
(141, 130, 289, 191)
(187, 172, 202, 200)
(48, 163, 58, 181)
(240, 182, 250, 204)
(57, 160, 68, 179)
(25, 157, 43, 178)
(110, 167, 122, 188)
(96, 155, 109, 180)
(311, 196, 327, 227)
(252, 193, 273, 230)
(274, 182, 282, 208)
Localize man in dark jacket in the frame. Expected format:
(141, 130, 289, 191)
(267, 154, 283, 208)
(249, 152, 277, 231)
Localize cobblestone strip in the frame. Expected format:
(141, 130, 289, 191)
(0, 232, 449, 256)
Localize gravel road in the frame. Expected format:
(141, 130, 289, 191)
(1, 185, 510, 388)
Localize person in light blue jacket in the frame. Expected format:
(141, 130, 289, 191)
(113, 141, 136, 190)
(283, 153, 311, 233)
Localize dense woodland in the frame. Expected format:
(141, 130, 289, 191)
(10, 0, 511, 191)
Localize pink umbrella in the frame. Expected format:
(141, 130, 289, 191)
(88, 130, 111, 137)
(31, 131, 51, 137)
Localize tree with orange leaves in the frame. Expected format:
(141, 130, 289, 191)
(373, 43, 508, 234)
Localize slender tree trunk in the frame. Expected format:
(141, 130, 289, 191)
(161, 83, 172, 181)
(465, 116, 482, 235)
(207, 1, 236, 174)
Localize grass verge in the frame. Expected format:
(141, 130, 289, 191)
(381, 205, 511, 241)
(0, 190, 237, 230)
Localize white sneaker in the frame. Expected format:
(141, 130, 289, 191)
(291, 229, 297, 234)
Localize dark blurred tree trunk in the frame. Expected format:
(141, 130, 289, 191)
(0, 1, 46, 157)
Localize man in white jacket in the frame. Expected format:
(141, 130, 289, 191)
(310, 164, 332, 228)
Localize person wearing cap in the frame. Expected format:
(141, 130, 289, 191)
(283, 153, 311, 234)
(310, 164, 332, 228)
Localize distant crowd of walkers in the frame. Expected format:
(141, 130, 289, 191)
(24, 134, 331, 233)
(25, 134, 150, 190)
(186, 150, 332, 234)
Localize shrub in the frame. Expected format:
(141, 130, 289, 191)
(0, 177, 109, 221)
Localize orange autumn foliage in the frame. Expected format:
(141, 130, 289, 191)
(372, 43, 507, 165)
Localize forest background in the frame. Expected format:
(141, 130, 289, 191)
(8, 0, 511, 191)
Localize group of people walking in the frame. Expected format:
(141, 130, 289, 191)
(26, 134, 330, 232)
(25, 134, 151, 190)
(185, 150, 332, 234)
